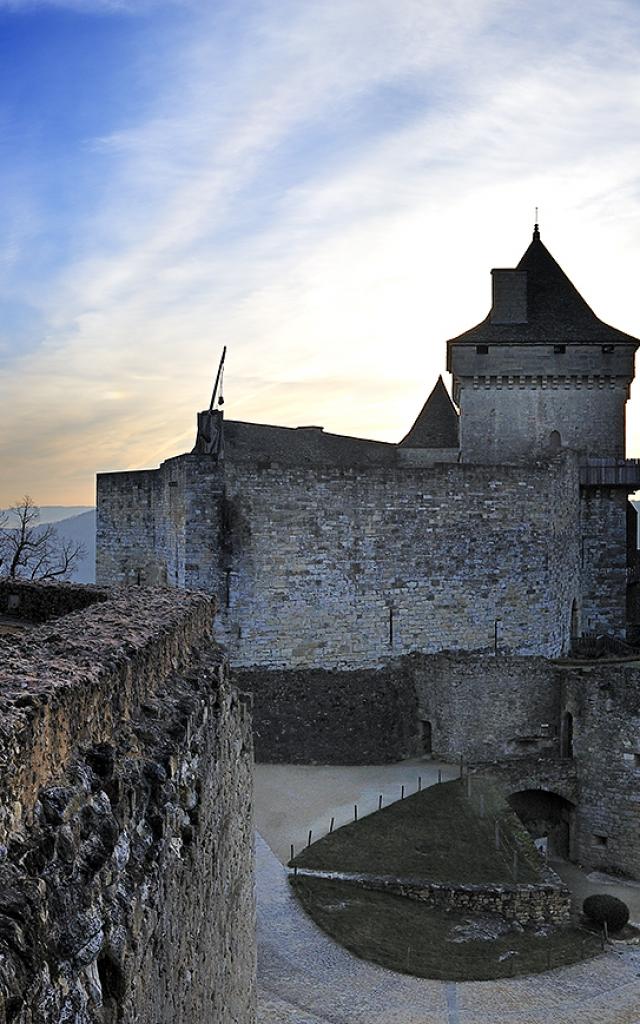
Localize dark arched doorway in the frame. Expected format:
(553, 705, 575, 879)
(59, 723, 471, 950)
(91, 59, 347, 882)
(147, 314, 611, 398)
(508, 789, 575, 860)
(550, 430, 561, 451)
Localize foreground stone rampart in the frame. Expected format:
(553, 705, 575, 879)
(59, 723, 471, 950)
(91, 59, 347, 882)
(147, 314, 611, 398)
(0, 582, 255, 1024)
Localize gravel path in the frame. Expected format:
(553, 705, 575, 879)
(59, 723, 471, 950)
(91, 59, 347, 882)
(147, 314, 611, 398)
(256, 833, 640, 1023)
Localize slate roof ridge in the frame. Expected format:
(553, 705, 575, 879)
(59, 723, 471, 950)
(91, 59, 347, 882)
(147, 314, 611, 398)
(399, 376, 460, 449)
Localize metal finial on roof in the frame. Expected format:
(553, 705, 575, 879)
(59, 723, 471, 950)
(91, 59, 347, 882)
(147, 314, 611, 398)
(533, 207, 540, 240)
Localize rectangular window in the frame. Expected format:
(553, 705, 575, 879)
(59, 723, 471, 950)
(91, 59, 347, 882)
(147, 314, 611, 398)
(554, 344, 566, 354)
(602, 344, 614, 353)
(476, 345, 489, 354)
(593, 834, 608, 847)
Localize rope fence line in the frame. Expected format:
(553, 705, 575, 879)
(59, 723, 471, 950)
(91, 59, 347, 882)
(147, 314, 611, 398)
(289, 770, 450, 861)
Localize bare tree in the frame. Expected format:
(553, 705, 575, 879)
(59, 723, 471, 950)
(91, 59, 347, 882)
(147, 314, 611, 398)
(0, 496, 85, 581)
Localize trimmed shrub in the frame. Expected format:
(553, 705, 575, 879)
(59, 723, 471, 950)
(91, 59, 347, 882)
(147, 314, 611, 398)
(583, 894, 630, 933)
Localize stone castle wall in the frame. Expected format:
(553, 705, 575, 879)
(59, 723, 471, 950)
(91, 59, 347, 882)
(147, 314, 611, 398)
(217, 456, 581, 669)
(562, 660, 640, 878)
(0, 583, 255, 1024)
(410, 654, 560, 763)
(0, 578, 107, 622)
(232, 664, 420, 764)
(457, 376, 628, 464)
(98, 453, 581, 671)
(580, 487, 629, 635)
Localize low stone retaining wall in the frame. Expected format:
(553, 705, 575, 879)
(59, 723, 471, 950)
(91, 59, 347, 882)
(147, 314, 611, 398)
(293, 867, 570, 925)
(0, 578, 108, 622)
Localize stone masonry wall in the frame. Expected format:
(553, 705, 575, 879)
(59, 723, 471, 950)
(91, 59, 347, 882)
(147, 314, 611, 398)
(217, 456, 580, 669)
(98, 453, 580, 670)
(457, 377, 628, 464)
(579, 488, 629, 636)
(0, 579, 108, 623)
(96, 470, 168, 586)
(232, 665, 420, 764)
(410, 654, 560, 763)
(0, 584, 255, 1024)
(358, 871, 570, 925)
(561, 661, 640, 878)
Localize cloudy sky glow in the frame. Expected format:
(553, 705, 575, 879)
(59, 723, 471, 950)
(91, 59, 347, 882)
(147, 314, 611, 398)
(2, 0, 640, 504)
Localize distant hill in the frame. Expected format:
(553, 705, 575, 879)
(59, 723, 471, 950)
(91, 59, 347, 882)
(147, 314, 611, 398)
(53, 510, 96, 584)
(1, 505, 94, 526)
(0, 507, 96, 584)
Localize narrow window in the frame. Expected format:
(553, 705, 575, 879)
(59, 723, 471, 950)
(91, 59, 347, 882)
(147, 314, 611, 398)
(554, 344, 566, 354)
(225, 568, 231, 608)
(593, 834, 608, 847)
(476, 345, 489, 354)
(388, 607, 394, 646)
(550, 430, 561, 450)
(421, 720, 433, 756)
(561, 711, 574, 759)
(602, 344, 614, 353)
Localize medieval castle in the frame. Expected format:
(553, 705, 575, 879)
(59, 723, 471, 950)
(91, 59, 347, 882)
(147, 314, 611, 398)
(96, 225, 640, 880)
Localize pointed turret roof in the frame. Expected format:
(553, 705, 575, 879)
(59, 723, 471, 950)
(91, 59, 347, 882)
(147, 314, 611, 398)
(399, 376, 459, 448)
(447, 225, 639, 345)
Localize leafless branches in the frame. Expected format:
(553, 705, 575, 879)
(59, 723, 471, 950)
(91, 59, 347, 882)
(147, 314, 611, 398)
(0, 496, 85, 582)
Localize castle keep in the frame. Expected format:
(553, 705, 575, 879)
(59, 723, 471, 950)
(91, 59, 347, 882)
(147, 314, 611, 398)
(97, 226, 640, 879)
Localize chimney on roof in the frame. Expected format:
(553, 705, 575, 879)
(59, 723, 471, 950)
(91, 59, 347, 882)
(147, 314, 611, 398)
(490, 269, 527, 324)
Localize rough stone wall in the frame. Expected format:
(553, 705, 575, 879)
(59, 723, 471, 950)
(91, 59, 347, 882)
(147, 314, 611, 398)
(562, 661, 640, 878)
(216, 456, 580, 669)
(97, 457, 226, 596)
(97, 451, 581, 670)
(449, 338, 635, 464)
(476, 756, 578, 808)
(410, 654, 560, 763)
(96, 470, 167, 586)
(232, 665, 419, 764)
(580, 488, 629, 636)
(357, 871, 570, 925)
(0, 585, 255, 1024)
(457, 376, 628, 463)
(0, 579, 107, 623)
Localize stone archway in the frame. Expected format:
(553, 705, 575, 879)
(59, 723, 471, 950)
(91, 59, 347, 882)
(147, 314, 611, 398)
(508, 789, 576, 860)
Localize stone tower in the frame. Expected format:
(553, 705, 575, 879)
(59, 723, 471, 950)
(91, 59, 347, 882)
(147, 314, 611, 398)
(447, 225, 639, 463)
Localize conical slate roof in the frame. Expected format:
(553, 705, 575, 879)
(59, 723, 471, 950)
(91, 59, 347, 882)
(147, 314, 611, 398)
(399, 376, 459, 448)
(448, 226, 639, 346)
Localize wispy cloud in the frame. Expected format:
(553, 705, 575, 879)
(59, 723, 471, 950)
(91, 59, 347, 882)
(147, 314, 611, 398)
(2, 0, 640, 502)
(0, 0, 185, 10)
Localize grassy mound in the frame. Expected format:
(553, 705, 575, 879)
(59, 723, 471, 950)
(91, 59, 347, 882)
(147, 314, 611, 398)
(293, 876, 600, 981)
(291, 778, 540, 885)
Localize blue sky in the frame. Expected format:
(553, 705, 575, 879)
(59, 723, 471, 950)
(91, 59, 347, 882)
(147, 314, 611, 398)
(2, 0, 640, 503)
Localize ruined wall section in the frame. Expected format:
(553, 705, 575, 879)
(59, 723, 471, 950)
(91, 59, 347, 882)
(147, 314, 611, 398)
(97, 457, 226, 595)
(0, 585, 255, 1024)
(232, 665, 419, 764)
(579, 488, 629, 636)
(0, 579, 107, 622)
(561, 661, 640, 878)
(218, 455, 580, 669)
(96, 470, 167, 586)
(410, 654, 560, 763)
